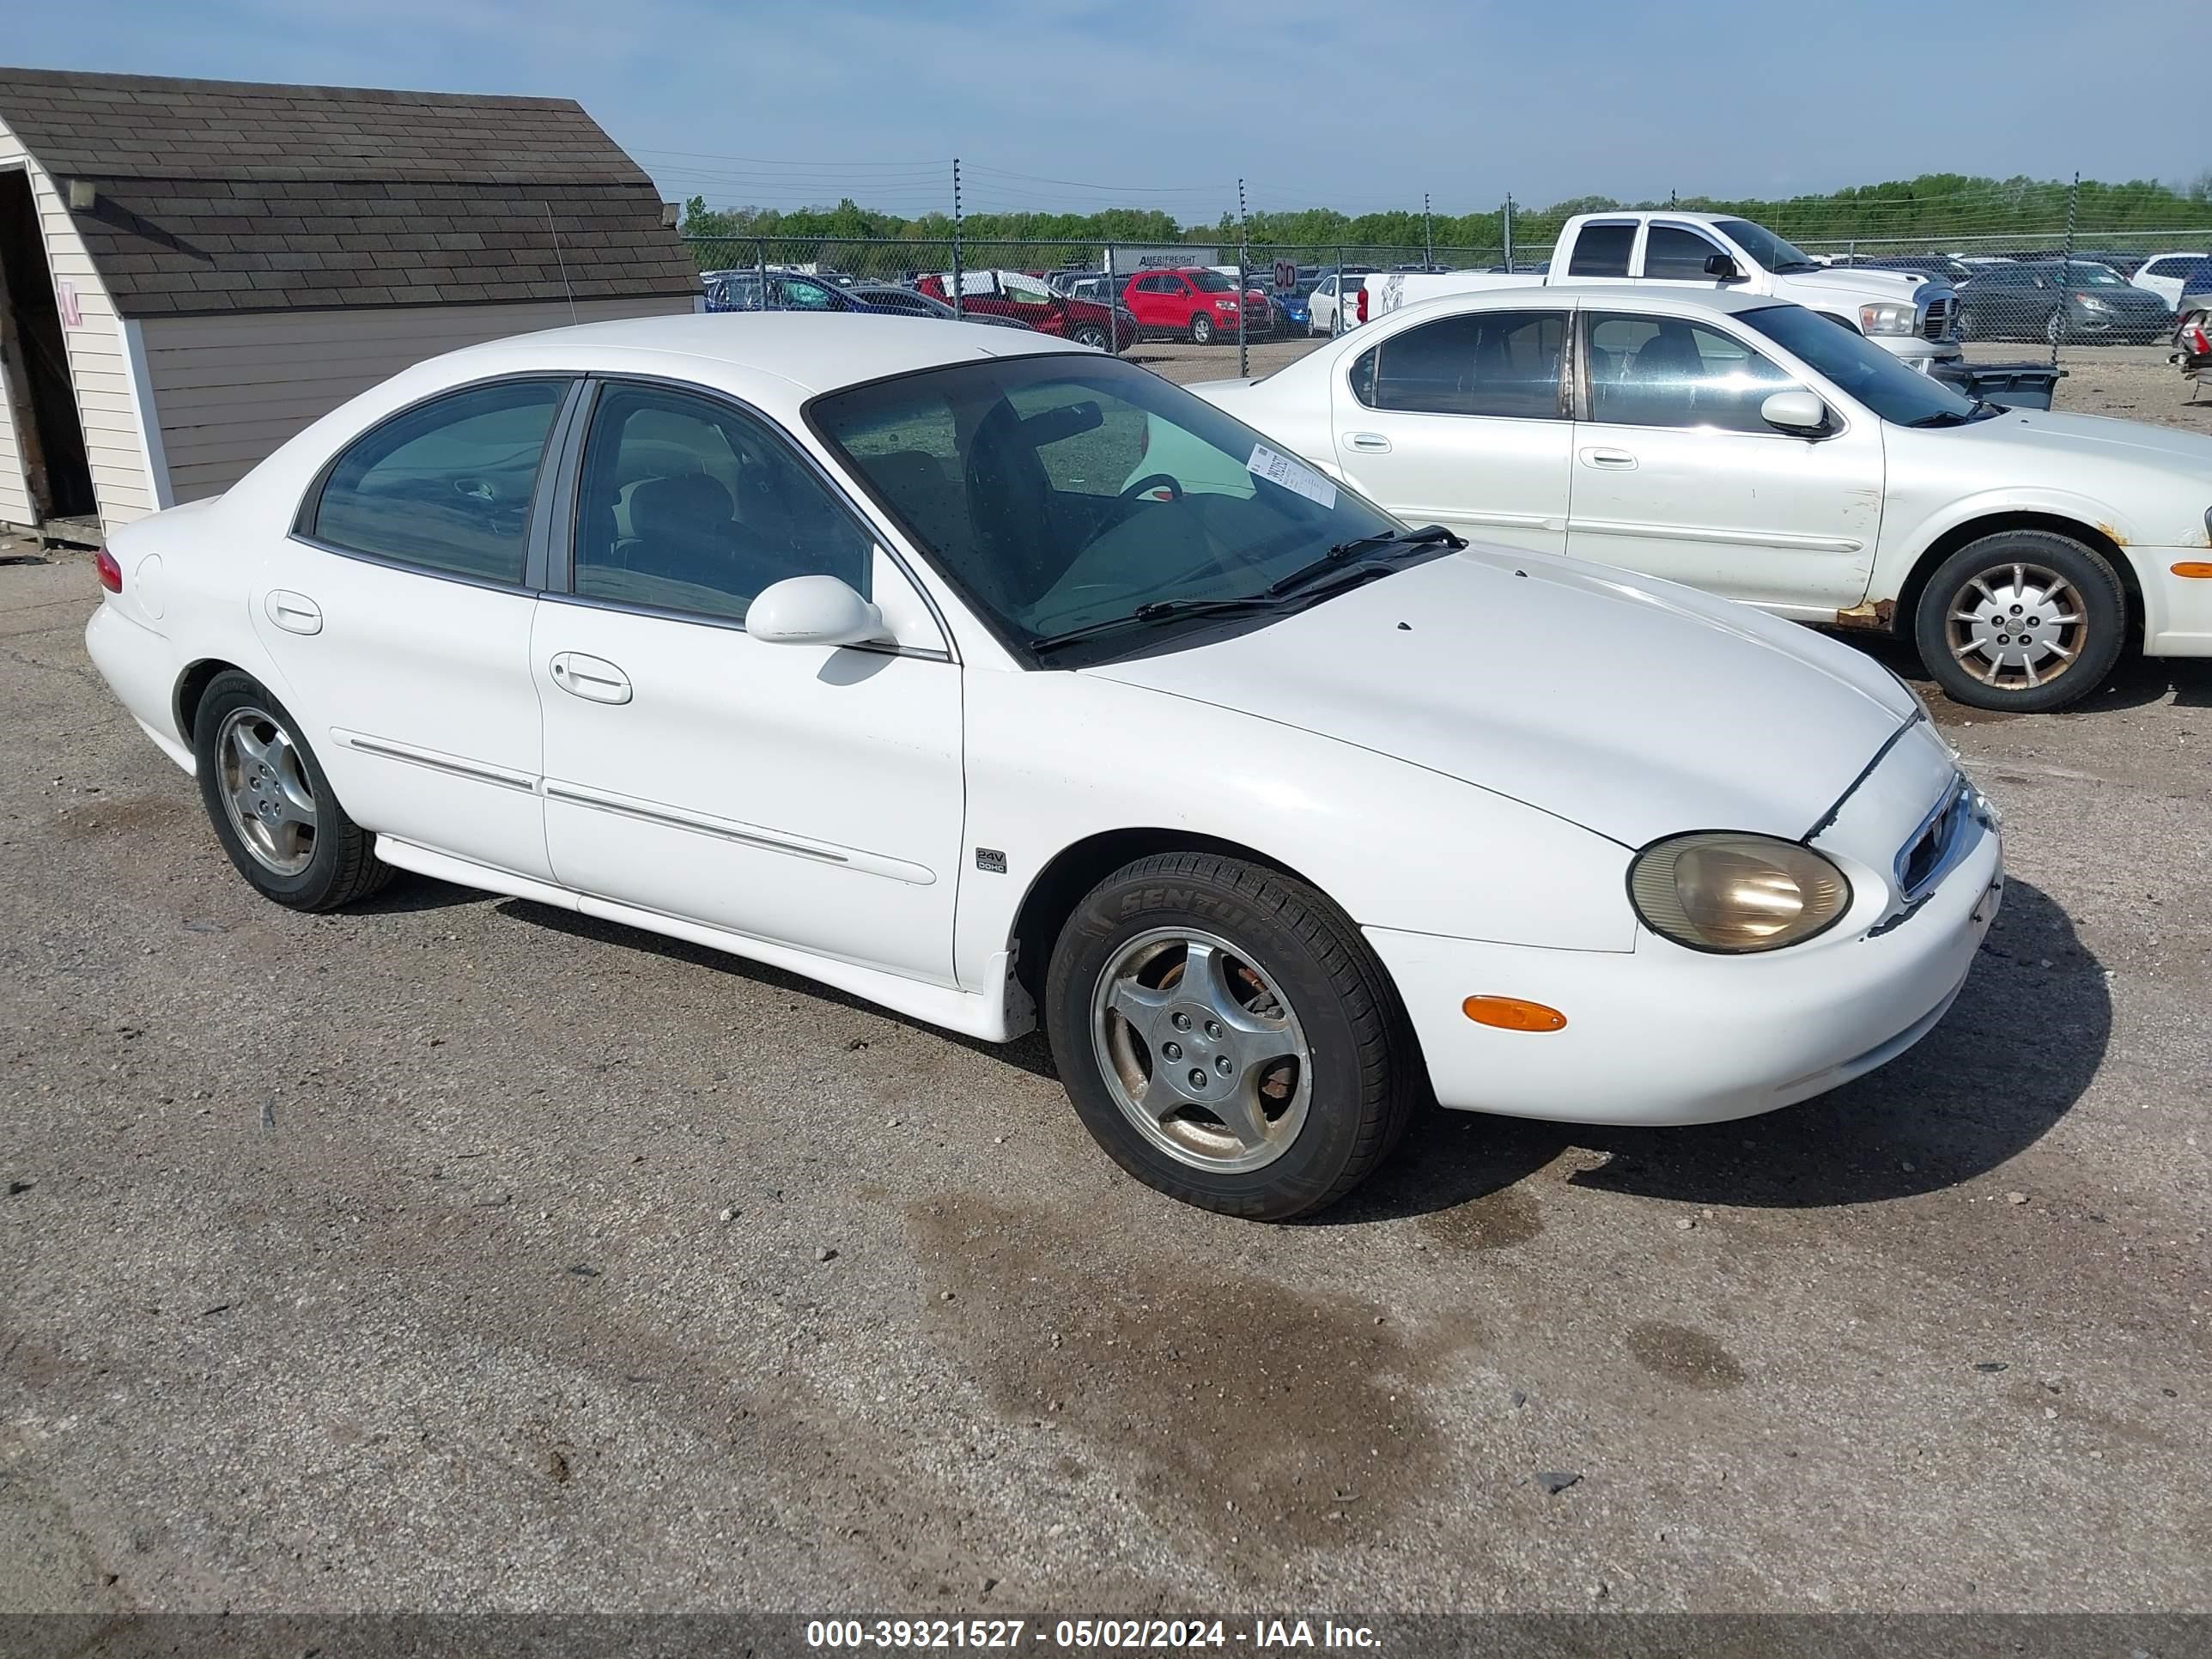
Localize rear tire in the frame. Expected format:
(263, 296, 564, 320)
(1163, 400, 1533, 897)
(1045, 852, 1420, 1220)
(1911, 531, 2125, 713)
(192, 670, 391, 910)
(1071, 324, 1109, 350)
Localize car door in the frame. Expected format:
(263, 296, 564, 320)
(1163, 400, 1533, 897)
(1565, 309, 1881, 613)
(532, 379, 964, 982)
(1328, 308, 1571, 556)
(1125, 272, 1176, 335)
(256, 375, 574, 879)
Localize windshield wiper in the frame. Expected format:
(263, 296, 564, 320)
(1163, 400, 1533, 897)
(1270, 524, 1466, 598)
(1027, 594, 1286, 654)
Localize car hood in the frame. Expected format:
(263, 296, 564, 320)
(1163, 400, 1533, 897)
(1952, 407, 2212, 471)
(1785, 265, 1928, 301)
(1083, 547, 1917, 848)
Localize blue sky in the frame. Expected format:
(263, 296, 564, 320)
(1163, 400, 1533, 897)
(10, 0, 2203, 220)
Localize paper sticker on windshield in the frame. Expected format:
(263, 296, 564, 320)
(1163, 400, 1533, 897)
(1248, 442, 1338, 510)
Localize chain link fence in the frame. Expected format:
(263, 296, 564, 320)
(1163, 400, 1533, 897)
(678, 184, 2212, 388)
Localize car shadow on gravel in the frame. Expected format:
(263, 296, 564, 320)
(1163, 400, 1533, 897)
(1833, 629, 2212, 715)
(497, 898, 1063, 1079)
(1328, 878, 2105, 1223)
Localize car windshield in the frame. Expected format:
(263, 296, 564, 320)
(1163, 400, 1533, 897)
(1738, 304, 1992, 428)
(1190, 270, 1236, 293)
(1714, 219, 1820, 273)
(2058, 264, 2126, 286)
(811, 355, 1410, 660)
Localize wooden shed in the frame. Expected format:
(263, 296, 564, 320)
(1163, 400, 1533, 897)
(0, 66, 701, 543)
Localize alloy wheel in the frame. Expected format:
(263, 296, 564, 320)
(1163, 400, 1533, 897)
(215, 705, 319, 875)
(1944, 562, 2087, 692)
(1089, 927, 1310, 1173)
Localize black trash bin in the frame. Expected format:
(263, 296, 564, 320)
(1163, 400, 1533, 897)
(1932, 360, 2065, 410)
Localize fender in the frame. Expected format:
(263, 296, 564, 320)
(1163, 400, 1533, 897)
(1870, 483, 2136, 605)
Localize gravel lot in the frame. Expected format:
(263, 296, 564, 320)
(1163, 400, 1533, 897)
(1, 345, 2207, 1620)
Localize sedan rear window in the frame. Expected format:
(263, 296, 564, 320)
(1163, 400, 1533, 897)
(305, 379, 567, 583)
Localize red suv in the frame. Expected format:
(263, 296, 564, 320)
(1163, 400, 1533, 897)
(1121, 267, 1273, 344)
(911, 270, 1136, 352)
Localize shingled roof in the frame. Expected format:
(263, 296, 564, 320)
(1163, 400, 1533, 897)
(0, 66, 700, 318)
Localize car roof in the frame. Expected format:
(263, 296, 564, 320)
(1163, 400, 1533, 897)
(428, 311, 1080, 398)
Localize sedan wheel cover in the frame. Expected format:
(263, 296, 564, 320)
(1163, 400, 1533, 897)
(1090, 927, 1311, 1174)
(216, 706, 319, 875)
(1945, 562, 2087, 691)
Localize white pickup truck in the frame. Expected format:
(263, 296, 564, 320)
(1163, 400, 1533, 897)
(1364, 211, 1964, 373)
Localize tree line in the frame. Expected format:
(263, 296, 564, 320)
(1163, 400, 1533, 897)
(680, 172, 2212, 260)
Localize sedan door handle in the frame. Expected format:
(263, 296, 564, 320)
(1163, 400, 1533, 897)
(264, 590, 322, 635)
(1578, 447, 1638, 470)
(549, 652, 632, 705)
(1345, 431, 1393, 453)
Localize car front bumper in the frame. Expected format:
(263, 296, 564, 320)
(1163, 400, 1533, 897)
(1366, 820, 2002, 1127)
(2134, 548, 2212, 656)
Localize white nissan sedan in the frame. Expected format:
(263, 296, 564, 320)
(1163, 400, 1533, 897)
(86, 314, 2002, 1220)
(1188, 285, 2212, 714)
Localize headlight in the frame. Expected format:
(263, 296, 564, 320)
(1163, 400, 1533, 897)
(1629, 832, 1853, 954)
(2076, 295, 2110, 313)
(1858, 301, 1917, 336)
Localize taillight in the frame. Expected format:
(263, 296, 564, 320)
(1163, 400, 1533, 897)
(94, 548, 122, 593)
(2188, 322, 2211, 354)
(1355, 287, 1367, 323)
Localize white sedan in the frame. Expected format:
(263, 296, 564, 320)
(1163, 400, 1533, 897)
(86, 313, 2002, 1220)
(1189, 285, 2212, 712)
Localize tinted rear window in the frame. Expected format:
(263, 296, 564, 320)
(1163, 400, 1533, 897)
(1568, 222, 1637, 277)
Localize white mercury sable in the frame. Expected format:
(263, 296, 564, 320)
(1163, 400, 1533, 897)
(85, 313, 2002, 1219)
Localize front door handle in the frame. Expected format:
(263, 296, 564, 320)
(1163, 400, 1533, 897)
(264, 590, 322, 635)
(1345, 431, 1393, 453)
(549, 652, 632, 705)
(1579, 447, 1638, 470)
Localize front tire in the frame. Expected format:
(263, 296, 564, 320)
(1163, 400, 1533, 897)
(192, 671, 391, 909)
(1911, 531, 2125, 713)
(1188, 313, 1215, 345)
(1045, 853, 1419, 1220)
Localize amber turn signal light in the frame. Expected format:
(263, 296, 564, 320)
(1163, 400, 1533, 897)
(2171, 562, 2212, 580)
(1462, 995, 1567, 1032)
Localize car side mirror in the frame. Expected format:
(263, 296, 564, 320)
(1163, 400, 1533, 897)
(1761, 390, 1829, 434)
(747, 574, 889, 647)
(1704, 252, 1745, 283)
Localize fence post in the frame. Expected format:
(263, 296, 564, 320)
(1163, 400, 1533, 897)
(1237, 178, 1249, 378)
(1333, 246, 1343, 337)
(1502, 196, 1514, 273)
(2052, 169, 2078, 374)
(951, 157, 963, 319)
(754, 237, 765, 309)
(1424, 192, 1432, 267)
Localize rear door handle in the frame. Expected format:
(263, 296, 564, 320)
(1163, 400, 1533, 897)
(264, 590, 322, 635)
(1345, 431, 1392, 453)
(1579, 447, 1638, 470)
(549, 652, 632, 705)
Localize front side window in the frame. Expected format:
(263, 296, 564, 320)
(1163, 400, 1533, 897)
(1349, 310, 1565, 418)
(1711, 219, 1820, 273)
(1583, 313, 1798, 434)
(307, 379, 568, 582)
(1568, 222, 1637, 277)
(812, 355, 1405, 658)
(1644, 224, 1725, 280)
(571, 384, 872, 624)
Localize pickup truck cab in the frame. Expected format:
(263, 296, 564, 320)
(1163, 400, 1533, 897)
(1365, 212, 1963, 373)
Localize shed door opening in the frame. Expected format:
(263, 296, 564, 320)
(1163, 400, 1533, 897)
(0, 171, 95, 521)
